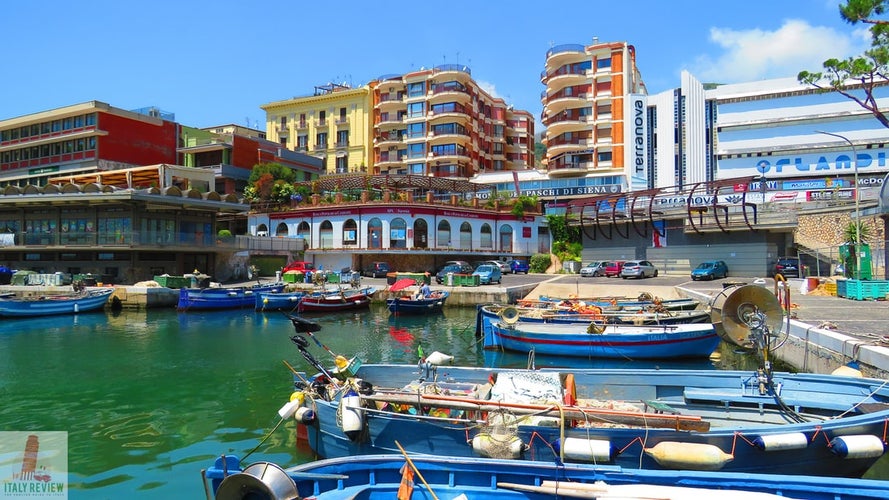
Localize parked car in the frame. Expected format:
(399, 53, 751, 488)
(772, 257, 802, 278)
(472, 264, 502, 285)
(508, 259, 530, 274)
(620, 260, 659, 279)
(579, 261, 607, 277)
(603, 261, 626, 278)
(486, 260, 511, 274)
(363, 261, 391, 278)
(691, 260, 729, 280)
(436, 263, 472, 284)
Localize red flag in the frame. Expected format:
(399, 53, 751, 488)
(397, 463, 415, 500)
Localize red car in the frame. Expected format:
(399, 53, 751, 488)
(603, 260, 626, 278)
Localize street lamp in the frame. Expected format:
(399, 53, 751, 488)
(816, 130, 860, 280)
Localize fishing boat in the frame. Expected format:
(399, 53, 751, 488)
(386, 290, 449, 315)
(203, 454, 889, 500)
(296, 286, 375, 313)
(0, 288, 113, 317)
(176, 283, 285, 311)
(476, 304, 711, 344)
(254, 290, 306, 311)
(487, 320, 721, 358)
(280, 285, 889, 478)
(534, 294, 701, 311)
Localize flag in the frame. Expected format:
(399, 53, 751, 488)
(397, 463, 415, 500)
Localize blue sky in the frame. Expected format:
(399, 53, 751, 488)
(0, 1, 870, 131)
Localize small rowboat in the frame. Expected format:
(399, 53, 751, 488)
(0, 288, 113, 317)
(296, 287, 375, 313)
(176, 283, 285, 311)
(386, 290, 449, 315)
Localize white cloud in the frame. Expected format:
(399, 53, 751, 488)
(688, 19, 869, 82)
(476, 80, 500, 99)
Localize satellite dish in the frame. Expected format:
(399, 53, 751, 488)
(216, 462, 298, 500)
(720, 285, 786, 351)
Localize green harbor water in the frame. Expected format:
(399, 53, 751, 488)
(1, 304, 887, 498)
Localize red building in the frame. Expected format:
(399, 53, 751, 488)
(0, 101, 179, 186)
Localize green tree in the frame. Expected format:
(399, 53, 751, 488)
(798, 0, 889, 128)
(244, 163, 297, 202)
(546, 214, 580, 244)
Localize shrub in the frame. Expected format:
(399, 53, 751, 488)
(530, 253, 551, 273)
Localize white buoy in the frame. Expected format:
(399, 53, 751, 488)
(425, 351, 454, 366)
(830, 435, 886, 459)
(472, 433, 523, 459)
(341, 393, 364, 439)
(752, 433, 809, 451)
(277, 400, 300, 419)
(560, 437, 611, 462)
(644, 441, 733, 470)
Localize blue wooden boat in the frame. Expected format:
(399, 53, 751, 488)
(487, 320, 720, 358)
(535, 294, 701, 311)
(386, 290, 449, 315)
(282, 359, 889, 477)
(0, 288, 113, 317)
(204, 454, 889, 500)
(476, 304, 712, 347)
(176, 283, 284, 311)
(254, 290, 306, 311)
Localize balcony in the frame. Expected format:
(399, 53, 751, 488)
(376, 114, 405, 126)
(315, 119, 328, 128)
(335, 140, 349, 149)
(314, 143, 329, 152)
(276, 126, 289, 136)
(336, 117, 349, 127)
(374, 132, 405, 147)
(295, 121, 309, 130)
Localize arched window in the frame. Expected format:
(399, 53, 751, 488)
(343, 219, 357, 246)
(499, 224, 513, 253)
(256, 223, 269, 237)
(274, 223, 287, 237)
(297, 221, 311, 248)
(437, 220, 451, 248)
(368, 218, 383, 249)
(390, 218, 406, 249)
(413, 218, 428, 248)
(459, 222, 472, 249)
(319, 220, 333, 248)
(480, 223, 492, 249)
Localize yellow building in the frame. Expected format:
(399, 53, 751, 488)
(262, 83, 373, 175)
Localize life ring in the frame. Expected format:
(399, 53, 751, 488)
(500, 306, 520, 325)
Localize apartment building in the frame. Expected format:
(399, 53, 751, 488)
(540, 40, 646, 189)
(262, 67, 535, 178)
(261, 83, 374, 175)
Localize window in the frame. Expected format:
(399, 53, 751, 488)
(319, 220, 333, 248)
(459, 222, 472, 249)
(85, 113, 96, 126)
(437, 220, 451, 247)
(390, 218, 406, 249)
(343, 219, 357, 245)
(409, 163, 425, 175)
(480, 224, 492, 248)
(316, 132, 328, 149)
(407, 122, 425, 138)
(297, 221, 311, 247)
(336, 130, 349, 147)
(596, 58, 611, 69)
(407, 102, 424, 118)
(318, 110, 326, 125)
(74, 116, 83, 128)
(280, 116, 287, 128)
(407, 82, 425, 97)
(335, 155, 348, 173)
(368, 218, 382, 249)
(407, 143, 425, 159)
(297, 135, 308, 150)
(62, 118, 72, 130)
(598, 151, 613, 162)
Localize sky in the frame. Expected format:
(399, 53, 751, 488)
(0, 1, 872, 131)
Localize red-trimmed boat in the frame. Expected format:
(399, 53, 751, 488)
(296, 286, 375, 313)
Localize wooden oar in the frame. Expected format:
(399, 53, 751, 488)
(361, 392, 709, 432)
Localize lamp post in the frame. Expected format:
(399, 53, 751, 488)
(816, 130, 860, 280)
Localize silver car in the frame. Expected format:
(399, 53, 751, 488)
(579, 261, 606, 277)
(620, 260, 658, 279)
